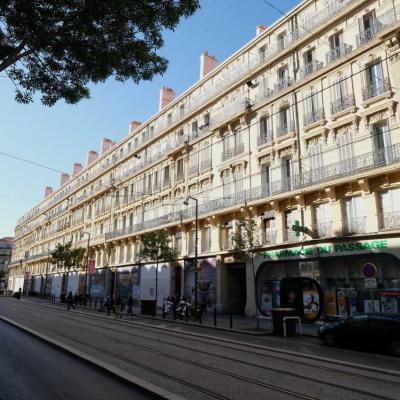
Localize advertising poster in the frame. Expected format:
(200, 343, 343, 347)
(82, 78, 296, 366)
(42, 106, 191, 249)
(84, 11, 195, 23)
(303, 288, 320, 320)
(260, 280, 280, 315)
(381, 295, 399, 313)
(116, 268, 131, 301)
(364, 299, 380, 313)
(89, 272, 106, 298)
(324, 290, 337, 317)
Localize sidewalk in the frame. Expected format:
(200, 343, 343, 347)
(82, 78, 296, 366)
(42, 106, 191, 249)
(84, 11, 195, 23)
(22, 296, 321, 337)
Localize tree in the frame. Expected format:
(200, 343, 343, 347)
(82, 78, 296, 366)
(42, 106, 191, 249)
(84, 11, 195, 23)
(232, 215, 262, 329)
(51, 241, 85, 293)
(140, 230, 177, 312)
(0, 0, 200, 105)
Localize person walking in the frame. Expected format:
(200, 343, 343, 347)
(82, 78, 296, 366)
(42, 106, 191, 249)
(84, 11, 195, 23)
(127, 295, 134, 318)
(115, 294, 123, 319)
(66, 291, 75, 311)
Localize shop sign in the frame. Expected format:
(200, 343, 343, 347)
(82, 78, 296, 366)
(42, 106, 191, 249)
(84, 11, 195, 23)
(364, 278, 377, 289)
(263, 239, 388, 260)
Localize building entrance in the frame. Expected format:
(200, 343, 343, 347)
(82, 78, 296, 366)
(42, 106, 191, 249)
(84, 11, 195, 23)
(227, 264, 246, 314)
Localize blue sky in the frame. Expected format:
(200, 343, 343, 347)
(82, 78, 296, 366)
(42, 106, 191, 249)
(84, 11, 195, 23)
(0, 0, 298, 237)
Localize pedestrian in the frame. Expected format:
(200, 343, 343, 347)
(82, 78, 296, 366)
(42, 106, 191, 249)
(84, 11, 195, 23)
(115, 294, 123, 319)
(127, 295, 134, 317)
(66, 291, 75, 311)
(17, 288, 22, 300)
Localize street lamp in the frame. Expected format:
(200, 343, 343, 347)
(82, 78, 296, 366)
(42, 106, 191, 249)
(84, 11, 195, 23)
(183, 196, 198, 307)
(80, 231, 91, 298)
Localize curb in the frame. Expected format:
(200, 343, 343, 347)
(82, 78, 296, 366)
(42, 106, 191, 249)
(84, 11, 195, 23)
(0, 315, 187, 400)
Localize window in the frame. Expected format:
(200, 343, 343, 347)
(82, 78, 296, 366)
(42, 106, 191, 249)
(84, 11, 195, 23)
(259, 45, 267, 62)
(303, 48, 314, 65)
(343, 196, 365, 234)
(277, 31, 286, 50)
(281, 157, 292, 191)
(357, 11, 377, 45)
(331, 76, 351, 114)
(263, 214, 276, 244)
(259, 116, 271, 144)
(380, 188, 400, 230)
(163, 165, 170, 186)
(179, 104, 185, 118)
(167, 113, 172, 126)
(365, 61, 385, 99)
(203, 113, 210, 127)
(337, 130, 353, 174)
(191, 121, 198, 135)
(304, 90, 321, 125)
(314, 203, 331, 238)
(202, 227, 211, 252)
(284, 209, 301, 242)
(200, 142, 211, 170)
(176, 159, 184, 182)
(373, 121, 392, 165)
(309, 142, 323, 183)
(278, 106, 291, 135)
(278, 66, 288, 82)
(261, 165, 271, 196)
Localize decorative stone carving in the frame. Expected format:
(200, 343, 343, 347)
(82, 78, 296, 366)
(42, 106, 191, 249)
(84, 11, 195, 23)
(325, 186, 337, 202)
(358, 178, 370, 194)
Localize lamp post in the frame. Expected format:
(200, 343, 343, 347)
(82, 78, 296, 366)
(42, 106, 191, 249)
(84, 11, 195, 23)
(183, 196, 198, 307)
(80, 231, 91, 298)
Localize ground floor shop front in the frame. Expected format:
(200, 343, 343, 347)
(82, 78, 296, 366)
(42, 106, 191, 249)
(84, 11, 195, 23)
(254, 236, 400, 321)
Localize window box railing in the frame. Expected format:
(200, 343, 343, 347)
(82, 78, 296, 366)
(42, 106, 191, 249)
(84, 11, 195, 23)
(299, 60, 324, 79)
(258, 134, 273, 146)
(380, 211, 400, 231)
(274, 77, 293, 93)
(343, 216, 366, 235)
(221, 143, 245, 161)
(362, 78, 391, 101)
(330, 94, 356, 115)
(326, 43, 353, 64)
(315, 221, 332, 238)
(303, 107, 325, 127)
(276, 120, 295, 138)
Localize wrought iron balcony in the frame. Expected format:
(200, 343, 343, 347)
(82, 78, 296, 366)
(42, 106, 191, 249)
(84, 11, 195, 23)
(258, 133, 273, 146)
(326, 43, 353, 64)
(330, 94, 356, 115)
(299, 60, 324, 79)
(274, 77, 293, 93)
(303, 107, 325, 127)
(343, 216, 366, 235)
(362, 78, 391, 101)
(221, 143, 245, 162)
(315, 221, 332, 238)
(380, 211, 400, 231)
(276, 120, 295, 138)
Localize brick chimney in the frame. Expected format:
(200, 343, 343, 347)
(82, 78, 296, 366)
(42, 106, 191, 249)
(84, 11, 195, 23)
(200, 51, 218, 79)
(129, 121, 141, 134)
(72, 162, 83, 176)
(159, 87, 176, 111)
(87, 150, 98, 166)
(44, 186, 53, 198)
(256, 24, 267, 36)
(60, 173, 70, 186)
(101, 138, 113, 155)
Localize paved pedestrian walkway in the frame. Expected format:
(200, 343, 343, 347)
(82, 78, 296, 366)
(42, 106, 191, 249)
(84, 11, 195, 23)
(22, 296, 321, 337)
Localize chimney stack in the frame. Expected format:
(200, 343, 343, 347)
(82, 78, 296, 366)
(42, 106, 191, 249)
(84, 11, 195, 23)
(256, 24, 267, 36)
(159, 87, 176, 111)
(44, 186, 53, 198)
(200, 51, 218, 79)
(87, 150, 98, 166)
(101, 138, 113, 155)
(129, 120, 141, 134)
(60, 173, 70, 187)
(72, 162, 83, 176)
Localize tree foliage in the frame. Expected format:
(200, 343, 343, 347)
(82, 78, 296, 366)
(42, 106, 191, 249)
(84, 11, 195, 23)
(0, 0, 200, 105)
(140, 231, 177, 264)
(232, 216, 261, 263)
(51, 242, 85, 270)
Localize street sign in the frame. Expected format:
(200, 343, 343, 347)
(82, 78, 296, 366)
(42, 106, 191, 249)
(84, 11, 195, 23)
(364, 278, 377, 289)
(362, 263, 377, 278)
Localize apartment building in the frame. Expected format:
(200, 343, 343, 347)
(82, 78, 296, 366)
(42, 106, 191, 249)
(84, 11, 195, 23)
(0, 237, 12, 291)
(9, 0, 400, 318)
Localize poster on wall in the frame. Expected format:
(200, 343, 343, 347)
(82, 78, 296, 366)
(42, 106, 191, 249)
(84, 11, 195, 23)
(260, 280, 280, 316)
(303, 287, 320, 320)
(337, 288, 358, 318)
(381, 294, 399, 313)
(364, 299, 380, 313)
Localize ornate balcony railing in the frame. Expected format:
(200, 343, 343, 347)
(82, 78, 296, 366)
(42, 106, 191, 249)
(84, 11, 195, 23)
(258, 133, 273, 146)
(303, 107, 325, 127)
(343, 216, 366, 235)
(362, 78, 391, 101)
(299, 60, 324, 79)
(330, 94, 356, 115)
(326, 43, 353, 64)
(276, 120, 295, 138)
(380, 211, 400, 231)
(221, 143, 245, 162)
(274, 78, 293, 93)
(315, 221, 332, 238)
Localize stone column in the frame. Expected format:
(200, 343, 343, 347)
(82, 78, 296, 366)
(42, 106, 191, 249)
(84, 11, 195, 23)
(363, 192, 379, 233)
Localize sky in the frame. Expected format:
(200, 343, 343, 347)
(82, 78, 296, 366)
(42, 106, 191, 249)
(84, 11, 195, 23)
(0, 0, 299, 238)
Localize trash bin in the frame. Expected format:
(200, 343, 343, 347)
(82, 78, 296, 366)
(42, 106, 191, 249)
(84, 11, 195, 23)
(140, 300, 156, 315)
(271, 308, 298, 336)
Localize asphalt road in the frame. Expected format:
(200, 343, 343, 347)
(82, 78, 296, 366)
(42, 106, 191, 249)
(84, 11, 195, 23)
(0, 297, 399, 400)
(0, 318, 157, 400)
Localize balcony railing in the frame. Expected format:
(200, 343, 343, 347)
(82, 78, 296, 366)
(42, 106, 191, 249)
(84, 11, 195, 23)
(362, 78, 391, 101)
(380, 211, 400, 231)
(343, 216, 366, 235)
(303, 107, 325, 127)
(274, 78, 293, 93)
(299, 60, 324, 79)
(315, 221, 332, 238)
(326, 43, 353, 64)
(221, 143, 245, 162)
(276, 120, 295, 138)
(258, 133, 273, 146)
(330, 94, 356, 115)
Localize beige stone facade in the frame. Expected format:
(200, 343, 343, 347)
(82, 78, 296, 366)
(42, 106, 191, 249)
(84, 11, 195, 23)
(9, 0, 400, 316)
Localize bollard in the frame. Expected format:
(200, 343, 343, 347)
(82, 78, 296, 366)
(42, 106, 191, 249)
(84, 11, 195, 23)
(230, 312, 233, 329)
(214, 305, 217, 327)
